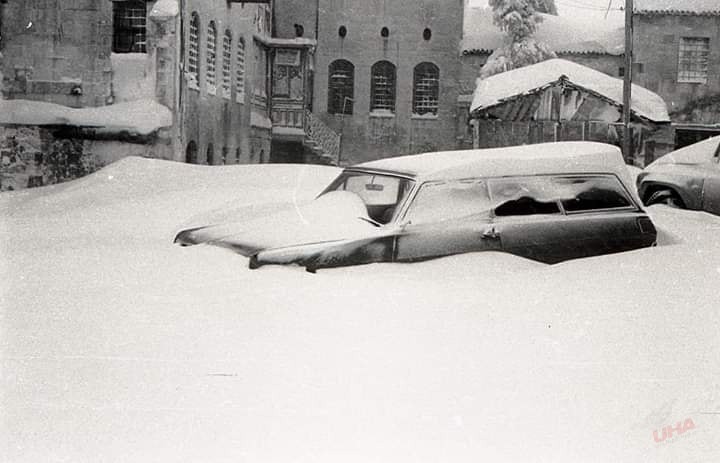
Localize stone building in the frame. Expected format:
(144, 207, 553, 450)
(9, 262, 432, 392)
(273, 0, 466, 165)
(0, 0, 274, 191)
(633, 0, 720, 148)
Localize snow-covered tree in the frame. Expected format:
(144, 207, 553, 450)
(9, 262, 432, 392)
(480, 0, 557, 79)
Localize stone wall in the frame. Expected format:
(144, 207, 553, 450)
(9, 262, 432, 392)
(1, 0, 114, 107)
(0, 125, 98, 191)
(311, 0, 465, 164)
(633, 14, 720, 117)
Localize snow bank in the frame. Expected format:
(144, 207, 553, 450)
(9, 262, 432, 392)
(470, 58, 671, 122)
(1, 158, 719, 462)
(0, 98, 173, 135)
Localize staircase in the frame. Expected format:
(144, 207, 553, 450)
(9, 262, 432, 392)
(304, 110, 341, 165)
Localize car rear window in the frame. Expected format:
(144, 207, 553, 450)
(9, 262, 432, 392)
(553, 176, 633, 212)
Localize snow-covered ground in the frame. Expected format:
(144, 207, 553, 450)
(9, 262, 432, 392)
(1, 158, 719, 462)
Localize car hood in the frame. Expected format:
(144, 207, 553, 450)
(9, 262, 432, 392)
(174, 191, 386, 255)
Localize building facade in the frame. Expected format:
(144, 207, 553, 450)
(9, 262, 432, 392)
(272, 0, 466, 165)
(633, 1, 720, 148)
(0, 0, 274, 191)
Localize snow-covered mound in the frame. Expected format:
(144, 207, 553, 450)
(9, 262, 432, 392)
(1, 158, 719, 462)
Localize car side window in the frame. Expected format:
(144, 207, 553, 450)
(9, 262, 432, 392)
(553, 176, 633, 212)
(405, 179, 492, 224)
(489, 177, 561, 216)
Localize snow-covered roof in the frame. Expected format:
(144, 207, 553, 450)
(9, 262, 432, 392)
(469, 59, 670, 123)
(0, 98, 173, 135)
(462, 9, 625, 55)
(356, 141, 635, 190)
(635, 0, 720, 15)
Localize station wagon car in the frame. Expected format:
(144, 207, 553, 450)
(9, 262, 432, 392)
(174, 142, 657, 271)
(637, 135, 720, 214)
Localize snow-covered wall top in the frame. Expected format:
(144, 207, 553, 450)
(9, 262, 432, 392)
(149, 0, 179, 19)
(470, 59, 670, 123)
(635, 0, 720, 15)
(462, 9, 624, 55)
(0, 99, 173, 135)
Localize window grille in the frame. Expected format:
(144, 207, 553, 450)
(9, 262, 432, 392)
(113, 1, 147, 53)
(370, 61, 396, 113)
(413, 62, 439, 115)
(328, 60, 354, 115)
(236, 38, 246, 103)
(222, 30, 232, 99)
(206, 21, 217, 94)
(678, 37, 710, 84)
(187, 13, 200, 88)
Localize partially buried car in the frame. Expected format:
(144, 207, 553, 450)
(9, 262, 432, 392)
(174, 141, 657, 271)
(637, 135, 720, 214)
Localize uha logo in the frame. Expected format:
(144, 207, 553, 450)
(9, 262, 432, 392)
(652, 418, 696, 443)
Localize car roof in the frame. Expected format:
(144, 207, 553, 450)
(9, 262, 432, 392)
(355, 142, 627, 182)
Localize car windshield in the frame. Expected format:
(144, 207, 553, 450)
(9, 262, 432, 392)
(321, 171, 416, 224)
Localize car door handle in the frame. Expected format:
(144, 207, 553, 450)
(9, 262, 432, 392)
(481, 226, 500, 239)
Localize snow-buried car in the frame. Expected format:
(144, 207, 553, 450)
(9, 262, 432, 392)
(174, 142, 657, 271)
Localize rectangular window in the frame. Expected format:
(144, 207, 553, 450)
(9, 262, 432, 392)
(113, 1, 147, 53)
(553, 176, 633, 213)
(678, 37, 710, 84)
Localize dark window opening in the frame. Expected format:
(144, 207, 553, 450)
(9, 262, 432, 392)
(371, 61, 396, 112)
(113, 1, 147, 53)
(423, 28, 432, 41)
(294, 23, 304, 37)
(185, 141, 198, 164)
(495, 197, 560, 216)
(381, 27, 389, 38)
(206, 144, 215, 165)
(338, 25, 347, 38)
(328, 59, 354, 115)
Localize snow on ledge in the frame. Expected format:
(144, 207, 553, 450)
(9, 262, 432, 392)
(0, 98, 173, 135)
(149, 0, 179, 19)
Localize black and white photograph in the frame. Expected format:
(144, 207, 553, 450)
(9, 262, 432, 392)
(1, 0, 719, 461)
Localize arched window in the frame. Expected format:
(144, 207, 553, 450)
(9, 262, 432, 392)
(413, 62, 440, 115)
(187, 13, 200, 88)
(206, 143, 215, 165)
(221, 146, 229, 164)
(221, 30, 232, 99)
(206, 21, 217, 94)
(185, 141, 198, 164)
(328, 60, 354, 115)
(370, 61, 396, 113)
(235, 147, 241, 163)
(235, 38, 246, 103)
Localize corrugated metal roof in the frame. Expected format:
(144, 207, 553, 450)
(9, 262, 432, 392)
(462, 9, 625, 56)
(634, 0, 720, 15)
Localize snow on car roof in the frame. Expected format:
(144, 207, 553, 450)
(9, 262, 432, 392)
(356, 141, 630, 182)
(469, 59, 670, 123)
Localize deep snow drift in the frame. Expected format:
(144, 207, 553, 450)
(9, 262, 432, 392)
(1, 158, 719, 462)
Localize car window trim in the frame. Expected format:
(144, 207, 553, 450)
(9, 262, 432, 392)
(486, 176, 563, 218)
(399, 177, 492, 225)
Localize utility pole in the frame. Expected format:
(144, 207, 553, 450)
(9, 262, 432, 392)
(622, 0, 634, 162)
